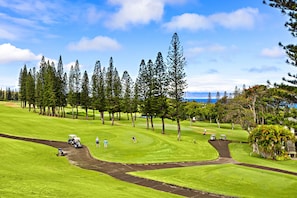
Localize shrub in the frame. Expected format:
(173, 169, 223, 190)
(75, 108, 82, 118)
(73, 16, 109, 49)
(248, 125, 294, 160)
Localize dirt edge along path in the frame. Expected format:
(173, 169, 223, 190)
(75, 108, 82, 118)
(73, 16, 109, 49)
(2, 134, 297, 197)
(0, 133, 234, 198)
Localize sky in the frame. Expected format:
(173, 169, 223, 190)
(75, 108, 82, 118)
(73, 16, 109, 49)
(0, 0, 294, 96)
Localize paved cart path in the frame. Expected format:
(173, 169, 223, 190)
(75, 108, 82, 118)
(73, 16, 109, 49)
(1, 133, 296, 197)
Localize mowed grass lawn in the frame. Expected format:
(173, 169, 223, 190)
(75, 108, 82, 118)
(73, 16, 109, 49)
(0, 102, 222, 163)
(130, 164, 297, 197)
(2, 101, 297, 197)
(0, 138, 181, 198)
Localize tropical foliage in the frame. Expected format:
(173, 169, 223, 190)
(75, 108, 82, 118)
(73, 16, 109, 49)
(248, 125, 294, 160)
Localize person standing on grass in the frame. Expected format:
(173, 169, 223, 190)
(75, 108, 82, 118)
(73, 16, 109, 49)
(203, 128, 206, 135)
(104, 139, 108, 148)
(96, 136, 99, 147)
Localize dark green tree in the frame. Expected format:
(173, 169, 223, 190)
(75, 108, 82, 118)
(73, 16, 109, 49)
(137, 59, 150, 129)
(73, 60, 81, 119)
(81, 70, 90, 119)
(56, 55, 67, 117)
(167, 32, 187, 141)
(106, 57, 120, 125)
(68, 65, 75, 119)
(19, 65, 27, 108)
(121, 70, 135, 126)
(154, 52, 169, 134)
(113, 68, 122, 120)
(264, 1, 297, 104)
(91, 60, 100, 120)
(26, 69, 35, 112)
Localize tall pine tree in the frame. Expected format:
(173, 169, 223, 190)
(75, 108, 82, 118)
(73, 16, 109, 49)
(167, 33, 187, 141)
(81, 70, 90, 119)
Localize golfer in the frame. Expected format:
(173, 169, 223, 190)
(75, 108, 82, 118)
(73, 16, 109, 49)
(96, 136, 99, 147)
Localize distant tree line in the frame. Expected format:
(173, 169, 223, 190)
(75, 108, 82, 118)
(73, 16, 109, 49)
(18, 33, 187, 138)
(0, 88, 18, 101)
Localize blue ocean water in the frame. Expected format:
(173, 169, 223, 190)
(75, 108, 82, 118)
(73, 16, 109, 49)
(185, 98, 217, 103)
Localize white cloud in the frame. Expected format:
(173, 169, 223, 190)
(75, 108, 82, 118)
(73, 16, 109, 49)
(210, 8, 259, 29)
(0, 43, 41, 64)
(261, 46, 284, 58)
(0, 0, 61, 24)
(106, 0, 164, 29)
(164, 7, 259, 31)
(86, 6, 103, 24)
(163, 13, 212, 31)
(68, 36, 121, 51)
(186, 44, 226, 57)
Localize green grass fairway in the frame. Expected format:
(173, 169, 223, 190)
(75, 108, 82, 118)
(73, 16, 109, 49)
(4, 101, 297, 197)
(0, 102, 225, 163)
(230, 143, 297, 173)
(129, 164, 297, 197)
(0, 137, 181, 198)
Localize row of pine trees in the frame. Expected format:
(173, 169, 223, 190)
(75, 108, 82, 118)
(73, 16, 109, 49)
(18, 33, 187, 137)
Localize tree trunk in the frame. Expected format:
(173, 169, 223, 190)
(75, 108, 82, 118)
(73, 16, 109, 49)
(161, 117, 165, 134)
(131, 112, 135, 127)
(72, 106, 74, 119)
(146, 114, 149, 129)
(216, 118, 220, 128)
(100, 111, 105, 124)
(52, 106, 56, 116)
(177, 118, 181, 141)
(76, 106, 78, 119)
(150, 115, 154, 130)
(111, 112, 114, 125)
(85, 107, 88, 120)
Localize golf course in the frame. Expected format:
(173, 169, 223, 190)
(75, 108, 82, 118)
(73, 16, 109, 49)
(1, 101, 297, 197)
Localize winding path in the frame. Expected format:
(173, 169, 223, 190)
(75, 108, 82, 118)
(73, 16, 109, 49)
(1, 133, 296, 197)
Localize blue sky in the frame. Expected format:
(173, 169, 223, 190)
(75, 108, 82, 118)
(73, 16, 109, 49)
(0, 0, 293, 94)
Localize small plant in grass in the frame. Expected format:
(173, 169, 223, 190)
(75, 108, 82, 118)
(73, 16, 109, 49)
(248, 125, 294, 160)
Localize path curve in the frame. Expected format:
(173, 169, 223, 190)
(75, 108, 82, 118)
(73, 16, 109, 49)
(1, 133, 296, 197)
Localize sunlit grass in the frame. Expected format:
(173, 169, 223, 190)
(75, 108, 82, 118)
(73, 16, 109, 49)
(0, 138, 181, 198)
(130, 164, 297, 197)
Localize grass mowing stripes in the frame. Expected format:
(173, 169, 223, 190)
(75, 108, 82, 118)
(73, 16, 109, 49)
(0, 102, 219, 163)
(229, 143, 297, 173)
(0, 137, 182, 198)
(129, 164, 297, 198)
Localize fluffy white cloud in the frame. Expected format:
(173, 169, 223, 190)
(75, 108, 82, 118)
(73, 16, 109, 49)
(68, 36, 121, 51)
(164, 13, 211, 31)
(106, 0, 164, 29)
(164, 7, 259, 31)
(0, 43, 41, 64)
(261, 46, 284, 58)
(210, 8, 258, 29)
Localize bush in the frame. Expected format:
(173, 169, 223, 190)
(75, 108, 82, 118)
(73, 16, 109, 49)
(248, 125, 294, 160)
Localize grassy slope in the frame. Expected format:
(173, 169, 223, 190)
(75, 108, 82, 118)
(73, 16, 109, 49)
(0, 102, 220, 163)
(0, 137, 181, 198)
(2, 102, 297, 197)
(230, 143, 297, 173)
(130, 164, 297, 198)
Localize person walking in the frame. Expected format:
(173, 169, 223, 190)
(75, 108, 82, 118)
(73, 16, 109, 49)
(96, 136, 99, 147)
